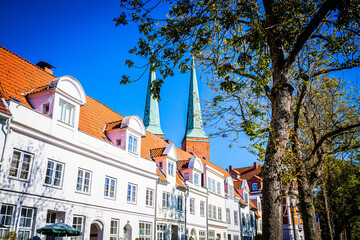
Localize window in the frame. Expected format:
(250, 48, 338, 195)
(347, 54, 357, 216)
(212, 179, 215, 192)
(200, 201, 205, 217)
(213, 205, 216, 220)
(194, 173, 199, 186)
(244, 192, 249, 204)
(234, 236, 239, 240)
(168, 162, 174, 176)
(218, 207, 222, 221)
(116, 139, 121, 147)
(42, 103, 49, 114)
(229, 185, 234, 199)
(226, 208, 231, 224)
(250, 214, 254, 228)
(217, 182, 221, 194)
(127, 183, 137, 203)
(0, 204, 14, 237)
(208, 178, 211, 190)
(45, 160, 64, 187)
(252, 183, 258, 190)
(199, 230, 206, 240)
(146, 189, 154, 207)
(242, 213, 246, 226)
(162, 192, 170, 208)
(18, 207, 35, 240)
(104, 177, 116, 199)
(9, 149, 33, 180)
(128, 135, 138, 153)
(208, 204, 212, 219)
(208, 231, 215, 240)
(110, 219, 119, 240)
(190, 198, 195, 214)
(158, 161, 163, 169)
(177, 196, 183, 212)
(184, 173, 189, 180)
(234, 211, 238, 225)
(139, 222, 152, 240)
(76, 169, 91, 193)
(72, 216, 84, 240)
(58, 100, 74, 125)
(157, 224, 167, 240)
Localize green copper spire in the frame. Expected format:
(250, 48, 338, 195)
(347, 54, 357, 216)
(143, 66, 164, 136)
(185, 57, 208, 138)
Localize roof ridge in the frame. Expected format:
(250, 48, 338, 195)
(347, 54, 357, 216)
(0, 45, 55, 77)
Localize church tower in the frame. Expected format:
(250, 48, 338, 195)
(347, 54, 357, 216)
(181, 58, 210, 161)
(143, 65, 164, 138)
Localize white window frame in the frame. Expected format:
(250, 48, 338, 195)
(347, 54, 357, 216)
(207, 178, 211, 191)
(127, 183, 137, 203)
(156, 223, 167, 240)
(217, 182, 221, 194)
(194, 173, 199, 186)
(139, 222, 152, 240)
(244, 192, 249, 204)
(146, 189, 154, 207)
(76, 169, 92, 193)
(168, 162, 174, 176)
(208, 204, 212, 219)
(58, 99, 75, 126)
(162, 192, 170, 208)
(9, 149, 33, 181)
(226, 208, 231, 224)
(234, 211, 239, 226)
(110, 219, 119, 240)
(211, 179, 215, 193)
(190, 198, 195, 214)
(72, 215, 84, 240)
(104, 176, 117, 199)
(199, 230, 206, 240)
(177, 196, 183, 212)
(218, 207, 222, 221)
(128, 135, 138, 153)
(0, 204, 15, 237)
(229, 185, 234, 199)
(200, 201, 205, 217)
(212, 205, 216, 220)
(208, 230, 215, 240)
(18, 207, 35, 240)
(44, 160, 64, 188)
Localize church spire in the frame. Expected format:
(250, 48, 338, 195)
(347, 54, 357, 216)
(182, 57, 210, 161)
(185, 57, 208, 138)
(143, 64, 164, 138)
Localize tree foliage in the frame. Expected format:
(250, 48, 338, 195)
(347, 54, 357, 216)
(115, 0, 360, 239)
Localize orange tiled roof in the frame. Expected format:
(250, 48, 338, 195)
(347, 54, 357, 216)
(156, 168, 167, 182)
(177, 160, 190, 170)
(150, 147, 166, 158)
(255, 211, 261, 218)
(249, 200, 257, 210)
(202, 159, 231, 178)
(104, 120, 123, 132)
(176, 171, 186, 188)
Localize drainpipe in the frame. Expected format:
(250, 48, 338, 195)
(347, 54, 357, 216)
(184, 184, 189, 240)
(0, 117, 12, 164)
(154, 178, 158, 240)
(206, 191, 209, 240)
(238, 203, 242, 239)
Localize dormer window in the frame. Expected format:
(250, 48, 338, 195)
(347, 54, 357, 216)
(244, 192, 249, 204)
(128, 135, 138, 153)
(58, 100, 74, 126)
(42, 103, 49, 114)
(168, 162, 174, 176)
(252, 183, 258, 190)
(116, 139, 121, 147)
(184, 173, 189, 180)
(194, 173, 199, 186)
(159, 161, 163, 169)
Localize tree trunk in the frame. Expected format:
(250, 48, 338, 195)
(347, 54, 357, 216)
(298, 175, 318, 240)
(322, 182, 334, 240)
(262, 73, 293, 240)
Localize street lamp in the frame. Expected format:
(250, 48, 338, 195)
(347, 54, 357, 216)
(289, 186, 298, 240)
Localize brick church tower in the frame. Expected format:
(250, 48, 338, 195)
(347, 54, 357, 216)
(181, 58, 210, 161)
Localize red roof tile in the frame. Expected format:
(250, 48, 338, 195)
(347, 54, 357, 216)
(0, 91, 11, 116)
(104, 120, 123, 132)
(177, 160, 190, 170)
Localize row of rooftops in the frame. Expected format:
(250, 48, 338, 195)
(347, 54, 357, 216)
(0, 45, 262, 214)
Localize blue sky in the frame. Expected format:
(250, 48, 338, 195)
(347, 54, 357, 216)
(0, 0, 259, 169)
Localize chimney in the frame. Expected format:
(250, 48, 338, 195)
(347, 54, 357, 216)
(229, 165, 234, 172)
(254, 162, 258, 169)
(36, 61, 55, 75)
